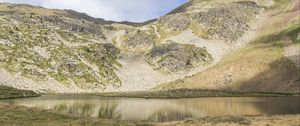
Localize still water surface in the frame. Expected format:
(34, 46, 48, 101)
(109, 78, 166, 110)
(1, 94, 300, 122)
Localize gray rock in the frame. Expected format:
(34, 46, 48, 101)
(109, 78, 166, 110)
(159, 13, 191, 31)
(193, 1, 262, 41)
(40, 16, 102, 34)
(123, 30, 155, 53)
(145, 41, 213, 73)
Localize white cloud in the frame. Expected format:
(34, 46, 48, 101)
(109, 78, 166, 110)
(0, 0, 188, 22)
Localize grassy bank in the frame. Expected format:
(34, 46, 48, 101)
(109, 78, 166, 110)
(94, 89, 299, 99)
(0, 85, 40, 99)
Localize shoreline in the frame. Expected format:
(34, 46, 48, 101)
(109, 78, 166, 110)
(1, 85, 299, 100)
(91, 89, 300, 99)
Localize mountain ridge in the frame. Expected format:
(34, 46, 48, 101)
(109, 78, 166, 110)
(0, 2, 156, 26)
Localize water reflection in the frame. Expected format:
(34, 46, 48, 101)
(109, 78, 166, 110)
(148, 109, 193, 122)
(1, 94, 299, 122)
(98, 103, 121, 119)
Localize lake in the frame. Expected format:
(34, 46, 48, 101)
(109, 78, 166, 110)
(1, 94, 299, 122)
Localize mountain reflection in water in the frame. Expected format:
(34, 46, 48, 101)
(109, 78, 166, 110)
(2, 94, 299, 122)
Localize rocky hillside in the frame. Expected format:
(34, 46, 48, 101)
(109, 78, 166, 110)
(0, 0, 298, 93)
(156, 0, 300, 93)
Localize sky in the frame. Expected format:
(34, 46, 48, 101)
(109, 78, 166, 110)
(0, 0, 188, 22)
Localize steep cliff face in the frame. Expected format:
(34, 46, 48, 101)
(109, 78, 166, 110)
(0, 0, 297, 93)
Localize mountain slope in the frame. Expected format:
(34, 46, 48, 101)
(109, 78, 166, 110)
(156, 0, 300, 93)
(0, 0, 298, 93)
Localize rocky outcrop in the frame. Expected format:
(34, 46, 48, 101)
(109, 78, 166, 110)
(40, 16, 103, 34)
(145, 41, 213, 73)
(121, 30, 155, 53)
(192, 1, 262, 41)
(158, 13, 191, 32)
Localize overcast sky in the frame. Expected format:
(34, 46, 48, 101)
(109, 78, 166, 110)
(0, 0, 188, 22)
